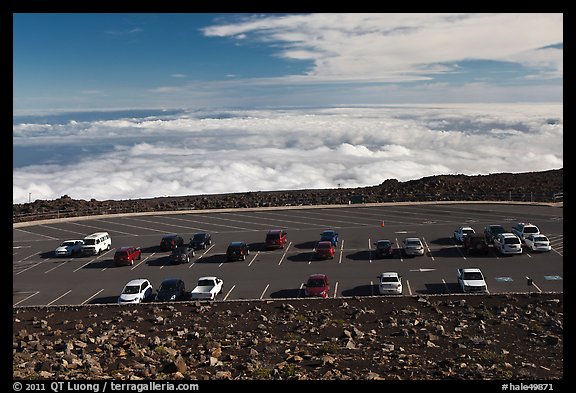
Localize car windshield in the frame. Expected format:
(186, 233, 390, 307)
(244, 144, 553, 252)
(463, 272, 483, 280)
(192, 234, 205, 241)
(61, 241, 76, 247)
(406, 240, 421, 247)
(115, 252, 128, 257)
(122, 285, 140, 294)
(380, 277, 399, 283)
(317, 243, 331, 249)
(377, 241, 391, 248)
(534, 236, 548, 242)
(307, 279, 326, 287)
(198, 280, 215, 287)
(159, 283, 178, 291)
(463, 229, 475, 235)
(504, 237, 520, 245)
(524, 227, 539, 234)
(492, 226, 505, 233)
(84, 239, 96, 245)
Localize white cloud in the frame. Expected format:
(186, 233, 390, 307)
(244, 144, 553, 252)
(202, 13, 563, 83)
(13, 104, 562, 203)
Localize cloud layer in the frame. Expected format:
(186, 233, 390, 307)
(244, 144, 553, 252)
(13, 104, 563, 203)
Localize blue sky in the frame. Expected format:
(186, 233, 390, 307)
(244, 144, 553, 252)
(12, 13, 563, 203)
(13, 13, 563, 113)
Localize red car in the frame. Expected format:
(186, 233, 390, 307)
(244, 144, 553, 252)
(114, 246, 142, 266)
(265, 229, 288, 249)
(314, 241, 335, 259)
(304, 274, 330, 298)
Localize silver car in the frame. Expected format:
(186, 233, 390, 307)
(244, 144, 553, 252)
(402, 237, 425, 256)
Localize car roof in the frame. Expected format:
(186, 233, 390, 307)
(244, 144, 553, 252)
(380, 272, 399, 278)
(228, 241, 245, 246)
(63, 239, 84, 242)
(160, 278, 182, 284)
(193, 232, 208, 236)
(162, 233, 179, 238)
(376, 239, 391, 243)
(460, 226, 474, 230)
(125, 279, 149, 286)
(460, 268, 482, 273)
(404, 237, 421, 241)
(501, 233, 519, 237)
(322, 230, 336, 233)
(317, 241, 333, 247)
(267, 229, 284, 234)
(308, 274, 327, 280)
(116, 246, 134, 251)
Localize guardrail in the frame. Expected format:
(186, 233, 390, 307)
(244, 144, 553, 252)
(12, 191, 562, 224)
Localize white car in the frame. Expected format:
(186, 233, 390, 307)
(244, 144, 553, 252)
(118, 279, 153, 304)
(511, 222, 540, 240)
(453, 226, 475, 243)
(377, 272, 402, 295)
(494, 233, 523, 255)
(54, 240, 84, 257)
(190, 276, 223, 300)
(457, 268, 488, 293)
(524, 234, 552, 252)
(402, 237, 425, 256)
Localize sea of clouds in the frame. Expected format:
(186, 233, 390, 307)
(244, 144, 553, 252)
(12, 104, 563, 204)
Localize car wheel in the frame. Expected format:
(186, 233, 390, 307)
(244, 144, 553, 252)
(186, 256, 190, 264)
(242, 254, 246, 261)
(138, 253, 141, 260)
(130, 259, 133, 266)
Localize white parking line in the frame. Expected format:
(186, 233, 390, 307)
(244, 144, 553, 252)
(368, 238, 372, 263)
(13, 291, 40, 306)
(248, 251, 261, 267)
(277, 242, 292, 266)
(131, 253, 155, 270)
(44, 260, 70, 274)
(338, 240, 344, 264)
(260, 284, 269, 300)
(81, 289, 104, 305)
(73, 249, 114, 273)
(422, 237, 435, 261)
(14, 228, 59, 240)
(527, 276, 543, 293)
(442, 278, 450, 293)
(223, 285, 236, 301)
(333, 281, 339, 298)
(47, 290, 72, 306)
(190, 245, 215, 268)
(406, 279, 413, 295)
(370, 280, 374, 296)
(15, 260, 44, 276)
(299, 282, 304, 297)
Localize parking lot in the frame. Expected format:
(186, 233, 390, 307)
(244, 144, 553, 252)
(13, 202, 563, 306)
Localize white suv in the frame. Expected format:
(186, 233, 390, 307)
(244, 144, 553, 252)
(511, 223, 540, 240)
(81, 232, 111, 255)
(494, 233, 522, 255)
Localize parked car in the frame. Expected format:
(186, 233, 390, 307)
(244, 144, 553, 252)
(402, 237, 425, 257)
(511, 223, 540, 240)
(54, 240, 84, 257)
(304, 274, 330, 298)
(265, 229, 288, 249)
(114, 246, 142, 266)
(483, 224, 507, 244)
(377, 272, 402, 295)
(320, 230, 339, 246)
(160, 234, 184, 251)
(190, 276, 223, 300)
(373, 239, 393, 258)
(81, 232, 111, 256)
(494, 233, 523, 255)
(462, 233, 489, 255)
(169, 245, 195, 264)
(457, 268, 488, 293)
(189, 232, 212, 250)
(453, 226, 475, 243)
(226, 242, 250, 262)
(117, 279, 153, 304)
(524, 234, 552, 252)
(314, 241, 335, 259)
(155, 278, 186, 302)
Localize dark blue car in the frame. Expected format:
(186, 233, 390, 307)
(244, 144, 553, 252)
(320, 230, 339, 246)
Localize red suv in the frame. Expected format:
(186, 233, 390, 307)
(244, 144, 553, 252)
(265, 229, 288, 249)
(304, 274, 330, 298)
(114, 246, 142, 266)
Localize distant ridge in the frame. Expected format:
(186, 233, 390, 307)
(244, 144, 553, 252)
(13, 169, 563, 223)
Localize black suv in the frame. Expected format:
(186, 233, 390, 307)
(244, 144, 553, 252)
(483, 225, 506, 244)
(463, 233, 489, 254)
(169, 245, 195, 264)
(160, 234, 184, 251)
(226, 242, 250, 262)
(190, 232, 212, 250)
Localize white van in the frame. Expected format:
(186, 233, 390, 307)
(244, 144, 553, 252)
(81, 232, 111, 255)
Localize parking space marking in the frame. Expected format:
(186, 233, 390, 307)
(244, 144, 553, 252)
(14, 252, 43, 275)
(132, 253, 155, 270)
(370, 281, 374, 296)
(44, 260, 70, 274)
(333, 281, 339, 298)
(248, 251, 261, 267)
(75, 220, 137, 236)
(14, 227, 59, 240)
(190, 245, 215, 268)
(422, 237, 435, 261)
(406, 280, 412, 295)
(338, 240, 344, 264)
(260, 284, 269, 300)
(13, 291, 40, 306)
(395, 238, 404, 262)
(368, 239, 372, 263)
(223, 284, 236, 301)
(442, 278, 450, 293)
(277, 242, 292, 266)
(73, 249, 114, 272)
(39, 224, 86, 236)
(81, 289, 104, 305)
(46, 290, 72, 306)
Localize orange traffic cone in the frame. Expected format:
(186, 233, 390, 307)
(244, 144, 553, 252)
(380, 220, 385, 227)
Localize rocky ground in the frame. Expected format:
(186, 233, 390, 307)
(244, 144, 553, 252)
(13, 293, 562, 381)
